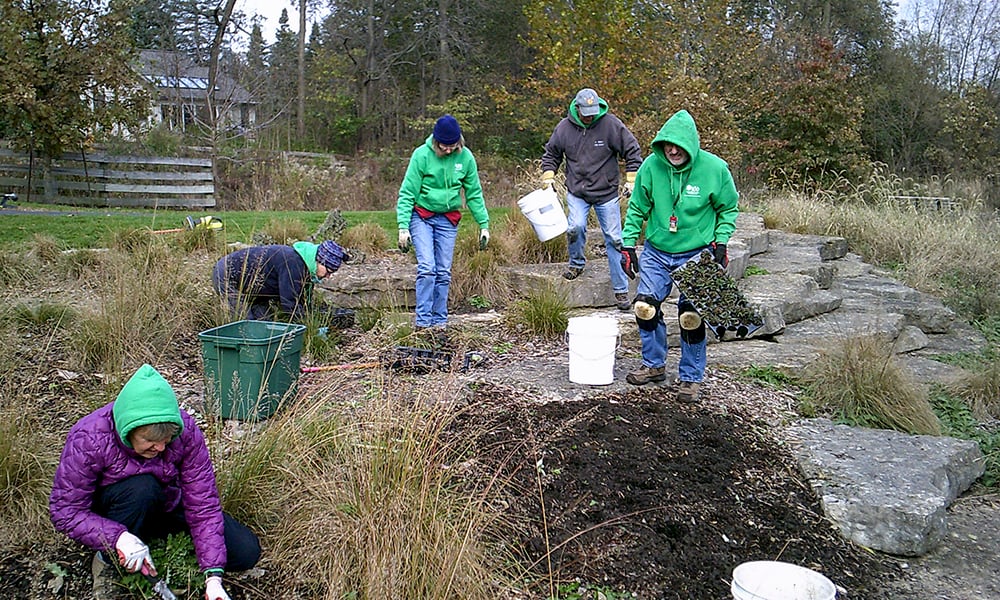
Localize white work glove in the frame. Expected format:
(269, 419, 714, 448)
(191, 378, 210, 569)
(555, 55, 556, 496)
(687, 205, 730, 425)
(622, 171, 636, 198)
(541, 170, 555, 190)
(479, 228, 490, 250)
(398, 229, 411, 253)
(204, 575, 231, 600)
(115, 531, 155, 575)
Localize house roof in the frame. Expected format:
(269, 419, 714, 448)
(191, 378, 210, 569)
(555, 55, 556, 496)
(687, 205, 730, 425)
(137, 49, 255, 105)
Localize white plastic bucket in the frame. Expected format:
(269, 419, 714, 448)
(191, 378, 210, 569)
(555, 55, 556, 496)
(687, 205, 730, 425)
(731, 561, 837, 600)
(567, 316, 618, 385)
(517, 188, 568, 242)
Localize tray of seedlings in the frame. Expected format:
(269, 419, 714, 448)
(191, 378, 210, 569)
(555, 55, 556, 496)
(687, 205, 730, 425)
(670, 249, 764, 339)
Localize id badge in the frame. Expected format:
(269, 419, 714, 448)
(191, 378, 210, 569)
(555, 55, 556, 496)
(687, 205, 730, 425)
(669, 215, 678, 233)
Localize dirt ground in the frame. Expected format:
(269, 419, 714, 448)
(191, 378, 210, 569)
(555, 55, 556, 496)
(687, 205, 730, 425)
(2, 323, 998, 600)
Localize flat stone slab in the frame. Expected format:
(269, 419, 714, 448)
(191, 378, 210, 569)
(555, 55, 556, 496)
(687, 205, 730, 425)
(785, 418, 984, 556)
(739, 273, 843, 328)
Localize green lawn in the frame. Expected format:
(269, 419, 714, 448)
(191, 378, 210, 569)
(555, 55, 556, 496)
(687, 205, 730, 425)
(0, 204, 515, 249)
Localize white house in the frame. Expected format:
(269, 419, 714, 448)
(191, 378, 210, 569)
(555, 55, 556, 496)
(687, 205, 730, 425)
(137, 49, 257, 135)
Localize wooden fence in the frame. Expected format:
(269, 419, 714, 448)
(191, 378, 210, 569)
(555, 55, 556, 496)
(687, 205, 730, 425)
(0, 149, 215, 208)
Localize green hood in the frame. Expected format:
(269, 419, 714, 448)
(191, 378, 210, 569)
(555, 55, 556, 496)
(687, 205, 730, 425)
(650, 109, 700, 168)
(112, 364, 183, 447)
(568, 97, 608, 127)
(292, 241, 320, 278)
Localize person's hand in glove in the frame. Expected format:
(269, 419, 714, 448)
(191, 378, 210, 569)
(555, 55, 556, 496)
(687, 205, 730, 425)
(541, 170, 555, 190)
(621, 246, 639, 280)
(204, 575, 231, 600)
(479, 228, 490, 250)
(115, 531, 155, 575)
(398, 229, 411, 253)
(712, 242, 728, 267)
(622, 171, 636, 198)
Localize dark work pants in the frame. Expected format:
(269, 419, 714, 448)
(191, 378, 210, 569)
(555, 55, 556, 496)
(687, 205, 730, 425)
(95, 474, 261, 572)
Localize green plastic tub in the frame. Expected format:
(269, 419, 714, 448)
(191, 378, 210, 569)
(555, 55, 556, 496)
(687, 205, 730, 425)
(198, 320, 306, 421)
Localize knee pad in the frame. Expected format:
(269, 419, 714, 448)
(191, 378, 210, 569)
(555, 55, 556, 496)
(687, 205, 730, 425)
(680, 320, 706, 344)
(633, 294, 662, 332)
(566, 226, 583, 243)
(677, 300, 702, 331)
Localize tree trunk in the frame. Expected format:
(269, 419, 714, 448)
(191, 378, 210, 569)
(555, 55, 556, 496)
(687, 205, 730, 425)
(298, 0, 307, 138)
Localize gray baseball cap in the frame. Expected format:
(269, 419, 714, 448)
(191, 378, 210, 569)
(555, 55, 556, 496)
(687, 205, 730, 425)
(574, 88, 601, 116)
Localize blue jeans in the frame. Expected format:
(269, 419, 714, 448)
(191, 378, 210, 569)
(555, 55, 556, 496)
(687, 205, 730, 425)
(410, 211, 458, 327)
(566, 192, 628, 294)
(635, 244, 708, 383)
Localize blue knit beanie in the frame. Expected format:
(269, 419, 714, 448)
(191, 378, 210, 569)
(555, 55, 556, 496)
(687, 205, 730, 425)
(433, 115, 462, 145)
(316, 240, 346, 272)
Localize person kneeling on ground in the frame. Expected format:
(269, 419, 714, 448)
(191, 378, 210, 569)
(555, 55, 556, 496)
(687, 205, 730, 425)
(50, 364, 262, 600)
(213, 239, 347, 321)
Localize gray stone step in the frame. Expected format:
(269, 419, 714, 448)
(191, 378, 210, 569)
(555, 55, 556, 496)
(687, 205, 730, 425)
(785, 418, 984, 557)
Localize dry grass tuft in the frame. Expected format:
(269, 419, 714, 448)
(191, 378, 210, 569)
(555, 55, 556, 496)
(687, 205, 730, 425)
(504, 283, 570, 338)
(801, 335, 942, 435)
(339, 221, 390, 258)
(750, 185, 1000, 318)
(945, 361, 1000, 420)
(212, 374, 512, 599)
(0, 406, 59, 547)
(71, 240, 216, 373)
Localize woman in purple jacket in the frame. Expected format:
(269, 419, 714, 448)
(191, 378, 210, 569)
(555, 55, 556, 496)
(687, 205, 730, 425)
(50, 364, 260, 600)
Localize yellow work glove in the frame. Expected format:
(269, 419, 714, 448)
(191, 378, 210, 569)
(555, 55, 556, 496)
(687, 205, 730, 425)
(622, 171, 637, 198)
(541, 170, 555, 190)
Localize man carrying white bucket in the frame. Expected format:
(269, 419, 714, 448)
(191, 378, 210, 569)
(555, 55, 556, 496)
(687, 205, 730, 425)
(620, 110, 739, 403)
(541, 88, 643, 311)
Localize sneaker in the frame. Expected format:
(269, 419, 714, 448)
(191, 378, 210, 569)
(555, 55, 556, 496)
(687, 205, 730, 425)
(626, 365, 666, 386)
(677, 381, 701, 403)
(614, 293, 631, 311)
(562, 266, 584, 280)
(678, 310, 702, 330)
(91, 552, 117, 600)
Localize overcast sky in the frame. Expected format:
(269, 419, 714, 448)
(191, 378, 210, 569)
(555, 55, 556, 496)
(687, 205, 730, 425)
(238, 0, 329, 45)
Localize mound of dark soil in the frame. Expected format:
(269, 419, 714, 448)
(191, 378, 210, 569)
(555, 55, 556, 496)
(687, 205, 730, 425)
(455, 383, 902, 599)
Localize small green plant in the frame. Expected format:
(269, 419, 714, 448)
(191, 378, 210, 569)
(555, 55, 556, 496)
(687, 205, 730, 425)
(740, 365, 795, 388)
(467, 295, 492, 309)
(800, 335, 942, 435)
(122, 532, 203, 599)
(550, 580, 632, 599)
(930, 387, 1000, 487)
(505, 285, 569, 338)
(744, 265, 769, 276)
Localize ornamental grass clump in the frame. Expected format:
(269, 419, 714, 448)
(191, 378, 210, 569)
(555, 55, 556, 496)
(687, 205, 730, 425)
(801, 335, 942, 435)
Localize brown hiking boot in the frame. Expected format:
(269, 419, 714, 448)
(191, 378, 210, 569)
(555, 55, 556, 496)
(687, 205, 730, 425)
(677, 381, 701, 403)
(615, 293, 631, 311)
(678, 310, 702, 330)
(91, 552, 117, 600)
(626, 365, 666, 386)
(562, 266, 583, 280)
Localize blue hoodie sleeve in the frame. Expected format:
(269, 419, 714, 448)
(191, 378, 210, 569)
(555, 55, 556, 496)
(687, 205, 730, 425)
(276, 250, 311, 318)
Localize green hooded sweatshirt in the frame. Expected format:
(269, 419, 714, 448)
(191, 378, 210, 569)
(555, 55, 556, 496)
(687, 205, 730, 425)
(396, 136, 490, 230)
(292, 241, 320, 278)
(622, 110, 739, 253)
(112, 364, 184, 447)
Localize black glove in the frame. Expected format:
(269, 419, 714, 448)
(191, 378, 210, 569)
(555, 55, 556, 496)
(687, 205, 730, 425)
(621, 247, 639, 280)
(712, 242, 728, 267)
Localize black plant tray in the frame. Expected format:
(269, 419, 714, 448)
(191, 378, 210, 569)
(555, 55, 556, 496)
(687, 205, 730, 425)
(670, 250, 764, 339)
(386, 346, 454, 373)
